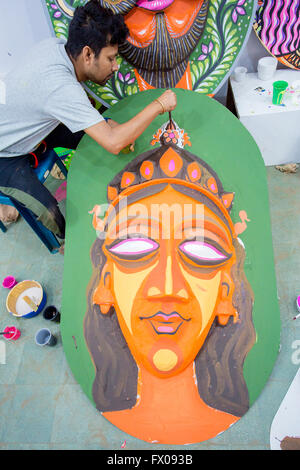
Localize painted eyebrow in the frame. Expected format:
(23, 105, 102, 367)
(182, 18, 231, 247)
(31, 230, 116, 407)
(175, 217, 232, 245)
(107, 215, 161, 238)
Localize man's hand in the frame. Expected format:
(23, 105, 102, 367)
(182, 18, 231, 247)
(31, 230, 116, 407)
(121, 142, 135, 153)
(85, 90, 177, 155)
(155, 89, 177, 114)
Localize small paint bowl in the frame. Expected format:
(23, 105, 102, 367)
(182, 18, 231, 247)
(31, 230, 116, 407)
(257, 56, 277, 80)
(234, 66, 247, 82)
(6, 280, 46, 319)
(2, 276, 17, 289)
(3, 326, 21, 341)
(43, 305, 61, 323)
(296, 296, 300, 312)
(35, 328, 57, 347)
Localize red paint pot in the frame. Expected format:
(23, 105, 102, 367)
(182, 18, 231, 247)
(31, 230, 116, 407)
(3, 326, 21, 341)
(2, 276, 17, 289)
(296, 296, 300, 312)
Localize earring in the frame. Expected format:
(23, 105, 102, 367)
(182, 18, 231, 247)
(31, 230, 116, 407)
(93, 269, 114, 314)
(215, 280, 239, 326)
(215, 299, 238, 326)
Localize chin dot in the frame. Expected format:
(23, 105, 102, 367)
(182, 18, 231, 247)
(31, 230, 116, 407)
(152, 349, 178, 371)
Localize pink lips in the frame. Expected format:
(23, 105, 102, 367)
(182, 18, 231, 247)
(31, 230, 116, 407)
(140, 312, 191, 335)
(156, 325, 176, 333)
(137, 0, 175, 12)
(147, 312, 188, 334)
(155, 313, 181, 333)
(156, 313, 181, 321)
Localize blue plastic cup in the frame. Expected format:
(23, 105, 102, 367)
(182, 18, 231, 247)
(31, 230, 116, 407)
(35, 328, 57, 347)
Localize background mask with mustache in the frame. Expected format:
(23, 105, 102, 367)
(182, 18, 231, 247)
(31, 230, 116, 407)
(98, 0, 209, 88)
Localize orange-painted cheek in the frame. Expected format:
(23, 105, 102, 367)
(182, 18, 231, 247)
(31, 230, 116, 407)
(180, 267, 221, 335)
(111, 261, 158, 334)
(124, 0, 204, 45)
(125, 8, 156, 46)
(165, 0, 204, 36)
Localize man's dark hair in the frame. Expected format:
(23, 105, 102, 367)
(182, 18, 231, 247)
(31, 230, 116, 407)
(65, 0, 129, 59)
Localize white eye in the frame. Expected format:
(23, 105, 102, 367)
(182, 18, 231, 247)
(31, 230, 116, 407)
(108, 238, 158, 256)
(180, 241, 227, 262)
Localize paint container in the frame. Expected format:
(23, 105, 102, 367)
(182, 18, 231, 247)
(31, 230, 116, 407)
(234, 66, 247, 82)
(257, 57, 277, 81)
(2, 276, 17, 289)
(272, 81, 288, 105)
(43, 305, 60, 323)
(35, 328, 57, 347)
(3, 326, 21, 341)
(6, 280, 46, 319)
(296, 296, 300, 313)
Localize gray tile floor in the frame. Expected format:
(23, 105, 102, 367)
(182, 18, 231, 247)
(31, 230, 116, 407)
(0, 167, 299, 450)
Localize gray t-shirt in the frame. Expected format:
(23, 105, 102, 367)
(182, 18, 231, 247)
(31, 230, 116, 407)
(0, 38, 103, 158)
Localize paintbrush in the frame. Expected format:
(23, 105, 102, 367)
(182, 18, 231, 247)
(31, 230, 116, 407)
(0, 331, 14, 335)
(168, 111, 175, 129)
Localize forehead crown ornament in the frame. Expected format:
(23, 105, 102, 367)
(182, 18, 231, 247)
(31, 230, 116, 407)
(106, 119, 235, 214)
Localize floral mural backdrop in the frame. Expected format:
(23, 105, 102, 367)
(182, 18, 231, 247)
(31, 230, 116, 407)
(45, 0, 256, 106)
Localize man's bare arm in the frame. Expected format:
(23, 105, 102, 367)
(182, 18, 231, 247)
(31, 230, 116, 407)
(84, 90, 177, 155)
(105, 119, 119, 128)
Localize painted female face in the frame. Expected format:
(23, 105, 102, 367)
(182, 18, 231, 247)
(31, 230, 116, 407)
(102, 184, 236, 378)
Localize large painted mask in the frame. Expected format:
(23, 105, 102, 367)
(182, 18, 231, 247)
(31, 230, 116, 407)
(60, 90, 280, 445)
(45, 0, 256, 104)
(84, 127, 255, 443)
(99, 0, 210, 89)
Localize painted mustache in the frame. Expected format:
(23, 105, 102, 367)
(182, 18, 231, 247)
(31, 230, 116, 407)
(139, 311, 191, 334)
